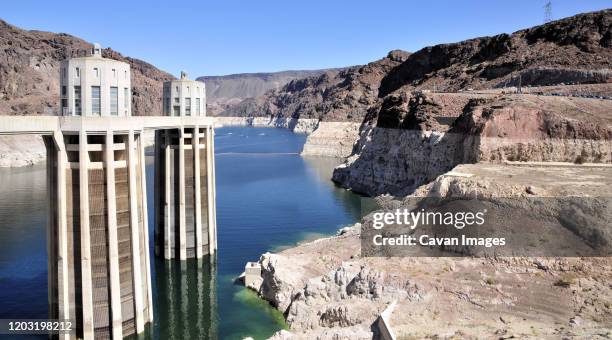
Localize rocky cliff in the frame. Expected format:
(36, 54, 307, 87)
(333, 92, 612, 196)
(332, 10, 612, 196)
(378, 9, 611, 96)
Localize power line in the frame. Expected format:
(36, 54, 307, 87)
(544, 1, 553, 23)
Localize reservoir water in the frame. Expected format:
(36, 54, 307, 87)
(0, 127, 366, 339)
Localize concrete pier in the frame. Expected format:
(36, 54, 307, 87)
(154, 126, 217, 259)
(0, 45, 218, 338)
(0, 115, 217, 339)
(43, 127, 154, 339)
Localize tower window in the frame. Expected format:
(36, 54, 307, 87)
(110, 87, 118, 116)
(74, 86, 82, 116)
(185, 97, 191, 116)
(91, 86, 101, 115)
(195, 98, 200, 115)
(124, 88, 129, 112)
(112, 69, 116, 78)
(75, 67, 80, 77)
(94, 68, 99, 77)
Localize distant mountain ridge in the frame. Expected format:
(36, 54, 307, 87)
(198, 69, 343, 115)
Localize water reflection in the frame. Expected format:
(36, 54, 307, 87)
(148, 257, 218, 340)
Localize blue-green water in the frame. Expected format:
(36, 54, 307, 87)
(0, 127, 366, 339)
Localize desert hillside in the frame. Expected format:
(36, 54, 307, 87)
(222, 50, 410, 122)
(226, 9, 611, 124)
(199, 69, 338, 115)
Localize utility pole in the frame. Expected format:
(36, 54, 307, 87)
(544, 1, 553, 23)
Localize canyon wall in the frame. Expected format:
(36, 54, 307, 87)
(333, 92, 612, 196)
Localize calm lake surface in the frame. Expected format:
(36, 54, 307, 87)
(0, 127, 367, 339)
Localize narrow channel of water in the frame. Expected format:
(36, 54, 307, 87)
(0, 126, 367, 339)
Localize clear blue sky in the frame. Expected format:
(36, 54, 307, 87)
(2, 1, 609, 77)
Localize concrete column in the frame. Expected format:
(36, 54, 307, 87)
(53, 131, 71, 340)
(45, 136, 56, 324)
(154, 131, 161, 257)
(178, 127, 187, 260)
(193, 125, 203, 258)
(127, 130, 144, 332)
(211, 128, 218, 251)
(138, 132, 154, 323)
(78, 129, 94, 340)
(206, 127, 216, 255)
(105, 130, 123, 339)
(164, 130, 172, 259)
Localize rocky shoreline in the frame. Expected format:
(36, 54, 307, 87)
(248, 163, 612, 339)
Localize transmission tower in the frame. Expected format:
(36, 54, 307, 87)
(544, 1, 553, 23)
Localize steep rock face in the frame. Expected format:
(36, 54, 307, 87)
(223, 50, 410, 122)
(379, 9, 611, 96)
(198, 70, 335, 116)
(333, 94, 612, 196)
(0, 19, 174, 116)
(332, 10, 612, 196)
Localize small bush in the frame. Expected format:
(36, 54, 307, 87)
(554, 272, 577, 287)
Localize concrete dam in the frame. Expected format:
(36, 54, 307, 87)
(0, 45, 217, 339)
